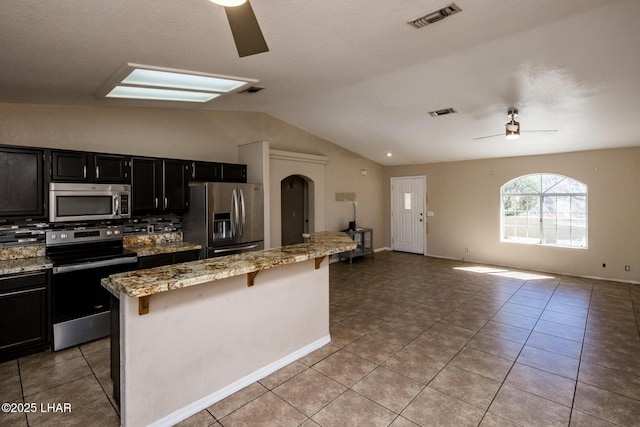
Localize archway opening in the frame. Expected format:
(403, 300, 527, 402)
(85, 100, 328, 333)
(281, 175, 309, 246)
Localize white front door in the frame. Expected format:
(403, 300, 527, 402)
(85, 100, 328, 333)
(391, 176, 426, 254)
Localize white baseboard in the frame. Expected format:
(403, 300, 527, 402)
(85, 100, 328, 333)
(148, 334, 331, 427)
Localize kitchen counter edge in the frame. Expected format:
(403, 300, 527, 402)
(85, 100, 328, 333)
(0, 257, 53, 276)
(102, 231, 357, 298)
(127, 241, 202, 257)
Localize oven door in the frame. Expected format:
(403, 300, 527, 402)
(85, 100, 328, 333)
(51, 257, 137, 350)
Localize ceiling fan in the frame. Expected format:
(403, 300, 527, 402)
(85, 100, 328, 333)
(473, 108, 558, 141)
(209, 0, 269, 58)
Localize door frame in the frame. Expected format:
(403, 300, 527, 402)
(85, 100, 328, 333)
(280, 174, 310, 245)
(390, 175, 427, 255)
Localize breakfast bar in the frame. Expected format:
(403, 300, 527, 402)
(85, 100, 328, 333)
(102, 231, 355, 427)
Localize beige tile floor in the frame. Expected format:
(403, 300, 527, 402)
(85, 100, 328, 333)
(2, 251, 640, 426)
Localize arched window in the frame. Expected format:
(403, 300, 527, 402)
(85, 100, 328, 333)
(501, 174, 587, 248)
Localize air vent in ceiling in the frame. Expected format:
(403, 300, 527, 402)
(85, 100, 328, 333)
(240, 86, 265, 94)
(408, 3, 462, 29)
(428, 108, 457, 117)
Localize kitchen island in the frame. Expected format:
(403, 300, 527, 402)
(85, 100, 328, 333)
(102, 231, 356, 427)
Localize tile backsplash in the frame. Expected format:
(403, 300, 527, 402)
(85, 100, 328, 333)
(0, 215, 182, 247)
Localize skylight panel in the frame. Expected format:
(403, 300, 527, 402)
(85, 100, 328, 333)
(122, 69, 246, 93)
(106, 86, 220, 103)
(98, 63, 258, 103)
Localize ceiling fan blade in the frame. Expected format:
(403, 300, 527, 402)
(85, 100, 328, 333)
(224, 1, 269, 58)
(472, 134, 503, 140)
(521, 130, 558, 134)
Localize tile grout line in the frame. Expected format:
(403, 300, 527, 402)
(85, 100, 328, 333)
(77, 345, 120, 417)
(477, 276, 568, 426)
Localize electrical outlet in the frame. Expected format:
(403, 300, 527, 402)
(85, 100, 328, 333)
(625, 265, 631, 272)
(464, 247, 469, 253)
(602, 263, 606, 268)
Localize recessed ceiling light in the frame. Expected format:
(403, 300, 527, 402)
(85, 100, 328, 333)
(386, 152, 393, 157)
(99, 63, 258, 103)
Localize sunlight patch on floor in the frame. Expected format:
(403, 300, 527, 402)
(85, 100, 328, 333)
(453, 266, 554, 280)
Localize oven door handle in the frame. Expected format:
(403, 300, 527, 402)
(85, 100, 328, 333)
(53, 257, 138, 274)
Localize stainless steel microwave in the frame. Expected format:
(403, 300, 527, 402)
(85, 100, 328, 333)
(49, 183, 131, 222)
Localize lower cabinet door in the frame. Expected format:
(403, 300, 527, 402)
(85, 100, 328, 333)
(0, 272, 50, 362)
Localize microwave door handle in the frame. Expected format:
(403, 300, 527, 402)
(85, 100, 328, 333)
(113, 195, 119, 215)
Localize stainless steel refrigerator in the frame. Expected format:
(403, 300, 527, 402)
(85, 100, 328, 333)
(183, 182, 264, 258)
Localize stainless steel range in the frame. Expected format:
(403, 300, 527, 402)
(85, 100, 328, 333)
(46, 226, 137, 351)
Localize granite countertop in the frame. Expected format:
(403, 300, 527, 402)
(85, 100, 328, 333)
(102, 231, 357, 298)
(0, 256, 53, 276)
(127, 241, 202, 257)
(0, 244, 51, 275)
(123, 232, 201, 257)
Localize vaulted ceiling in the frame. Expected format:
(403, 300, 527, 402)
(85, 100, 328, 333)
(1, 0, 639, 165)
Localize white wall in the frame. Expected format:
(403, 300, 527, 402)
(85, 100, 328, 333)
(385, 147, 640, 283)
(238, 141, 271, 247)
(269, 150, 328, 248)
(120, 260, 330, 426)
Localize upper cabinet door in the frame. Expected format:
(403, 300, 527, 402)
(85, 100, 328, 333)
(0, 146, 45, 218)
(131, 157, 161, 214)
(189, 161, 220, 182)
(51, 151, 131, 183)
(94, 155, 131, 184)
(163, 160, 189, 212)
(51, 151, 90, 182)
(221, 163, 247, 183)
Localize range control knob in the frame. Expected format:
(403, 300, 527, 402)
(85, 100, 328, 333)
(50, 234, 57, 240)
(106, 231, 113, 236)
(114, 230, 121, 235)
(60, 233, 68, 239)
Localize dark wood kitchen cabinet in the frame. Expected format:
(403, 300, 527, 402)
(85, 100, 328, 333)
(51, 150, 90, 182)
(0, 146, 45, 219)
(189, 161, 247, 183)
(50, 150, 130, 183)
(0, 270, 51, 362)
(131, 157, 189, 214)
(221, 163, 247, 183)
(94, 154, 130, 183)
(163, 159, 189, 211)
(189, 161, 221, 182)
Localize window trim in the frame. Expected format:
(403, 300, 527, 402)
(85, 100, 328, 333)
(500, 173, 588, 249)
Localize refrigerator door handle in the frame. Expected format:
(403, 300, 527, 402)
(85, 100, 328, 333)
(231, 189, 239, 238)
(239, 188, 245, 237)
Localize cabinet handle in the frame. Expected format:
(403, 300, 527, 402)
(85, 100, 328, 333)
(155, 197, 158, 209)
(83, 165, 87, 179)
(0, 286, 46, 297)
(96, 166, 100, 179)
(164, 197, 168, 209)
(191, 162, 196, 179)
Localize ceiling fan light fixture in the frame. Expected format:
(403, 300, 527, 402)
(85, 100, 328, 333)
(209, 0, 247, 6)
(505, 120, 520, 140)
